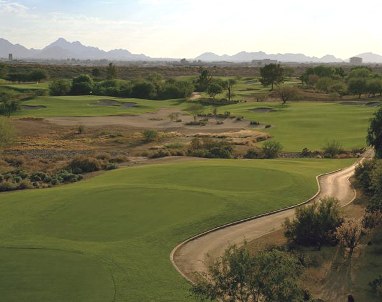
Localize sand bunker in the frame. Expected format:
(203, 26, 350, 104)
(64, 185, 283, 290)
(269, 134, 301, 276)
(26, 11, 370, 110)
(365, 101, 381, 107)
(94, 99, 137, 108)
(339, 101, 381, 107)
(250, 107, 276, 113)
(21, 105, 47, 110)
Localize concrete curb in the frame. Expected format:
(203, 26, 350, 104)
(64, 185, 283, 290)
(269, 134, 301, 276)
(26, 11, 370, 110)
(169, 159, 363, 284)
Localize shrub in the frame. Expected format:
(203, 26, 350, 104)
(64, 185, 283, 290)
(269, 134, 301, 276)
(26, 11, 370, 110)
(262, 141, 283, 158)
(188, 137, 233, 159)
(49, 79, 71, 96)
(143, 129, 158, 142)
(369, 275, 382, 295)
(301, 147, 312, 157)
(284, 197, 343, 249)
(323, 140, 343, 158)
(131, 81, 156, 99)
(71, 74, 94, 95)
(244, 148, 262, 159)
(67, 156, 102, 174)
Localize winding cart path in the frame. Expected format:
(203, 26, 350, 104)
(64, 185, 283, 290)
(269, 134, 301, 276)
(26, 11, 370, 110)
(171, 153, 371, 282)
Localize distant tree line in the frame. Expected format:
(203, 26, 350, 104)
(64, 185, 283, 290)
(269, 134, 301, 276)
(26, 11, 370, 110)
(300, 65, 382, 98)
(6, 69, 48, 83)
(49, 73, 195, 100)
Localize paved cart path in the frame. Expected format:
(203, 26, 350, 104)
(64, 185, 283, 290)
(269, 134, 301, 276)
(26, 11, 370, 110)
(171, 154, 371, 282)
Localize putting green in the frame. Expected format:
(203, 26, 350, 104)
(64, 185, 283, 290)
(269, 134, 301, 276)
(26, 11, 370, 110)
(0, 158, 353, 301)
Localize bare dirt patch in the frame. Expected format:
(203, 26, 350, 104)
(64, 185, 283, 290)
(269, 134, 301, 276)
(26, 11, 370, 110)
(45, 108, 258, 132)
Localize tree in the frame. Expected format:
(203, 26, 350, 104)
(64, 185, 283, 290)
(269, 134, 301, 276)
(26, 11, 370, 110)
(223, 79, 237, 101)
(367, 107, 382, 158)
(316, 77, 333, 93)
(106, 63, 117, 80)
(335, 219, 363, 257)
(29, 69, 48, 83)
(0, 63, 8, 79)
(191, 245, 304, 302)
(186, 103, 204, 122)
(347, 77, 367, 98)
(0, 94, 20, 117)
(71, 74, 94, 95)
(367, 78, 382, 97)
(49, 79, 71, 96)
(262, 141, 283, 158)
(284, 197, 343, 249)
(131, 81, 156, 99)
(329, 81, 347, 97)
(196, 68, 213, 92)
(207, 83, 223, 99)
(274, 85, 299, 104)
(0, 117, 15, 147)
(260, 64, 284, 90)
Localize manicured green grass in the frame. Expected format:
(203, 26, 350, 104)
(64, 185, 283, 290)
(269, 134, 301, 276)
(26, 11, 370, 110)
(222, 101, 377, 151)
(16, 95, 186, 117)
(0, 158, 353, 301)
(1, 82, 50, 90)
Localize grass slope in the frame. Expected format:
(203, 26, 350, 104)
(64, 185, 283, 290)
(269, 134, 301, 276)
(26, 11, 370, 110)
(0, 158, 353, 301)
(223, 101, 377, 151)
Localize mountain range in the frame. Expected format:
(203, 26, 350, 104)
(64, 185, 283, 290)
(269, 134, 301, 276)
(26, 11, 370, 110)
(0, 38, 149, 61)
(1, 38, 382, 63)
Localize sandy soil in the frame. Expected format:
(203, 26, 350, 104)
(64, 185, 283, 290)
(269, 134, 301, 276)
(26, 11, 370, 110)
(45, 108, 256, 131)
(171, 153, 372, 283)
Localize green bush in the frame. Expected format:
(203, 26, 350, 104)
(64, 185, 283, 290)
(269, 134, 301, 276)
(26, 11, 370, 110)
(262, 141, 283, 158)
(244, 148, 262, 159)
(143, 129, 158, 142)
(49, 79, 71, 96)
(284, 197, 343, 248)
(188, 138, 233, 159)
(323, 140, 343, 158)
(67, 156, 102, 174)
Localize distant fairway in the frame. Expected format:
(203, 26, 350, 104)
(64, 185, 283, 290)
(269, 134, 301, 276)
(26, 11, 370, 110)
(13, 94, 377, 152)
(0, 158, 353, 301)
(224, 101, 377, 151)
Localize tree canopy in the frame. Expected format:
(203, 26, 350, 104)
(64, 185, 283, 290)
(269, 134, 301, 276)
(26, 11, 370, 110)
(191, 245, 305, 302)
(367, 107, 382, 158)
(259, 63, 284, 90)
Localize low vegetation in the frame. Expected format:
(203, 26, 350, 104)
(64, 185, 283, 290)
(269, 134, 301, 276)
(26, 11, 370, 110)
(284, 197, 343, 249)
(191, 245, 305, 302)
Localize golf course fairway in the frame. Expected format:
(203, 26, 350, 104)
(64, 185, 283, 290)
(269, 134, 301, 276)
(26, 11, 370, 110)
(0, 158, 353, 301)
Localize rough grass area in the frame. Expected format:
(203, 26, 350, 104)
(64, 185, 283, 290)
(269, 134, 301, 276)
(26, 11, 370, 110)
(0, 158, 353, 301)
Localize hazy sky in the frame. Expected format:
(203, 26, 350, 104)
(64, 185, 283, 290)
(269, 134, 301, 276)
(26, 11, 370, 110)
(1, 0, 381, 58)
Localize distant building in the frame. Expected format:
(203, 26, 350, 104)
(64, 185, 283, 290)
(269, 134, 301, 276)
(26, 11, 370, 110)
(8, 53, 13, 61)
(349, 57, 362, 65)
(252, 59, 278, 66)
